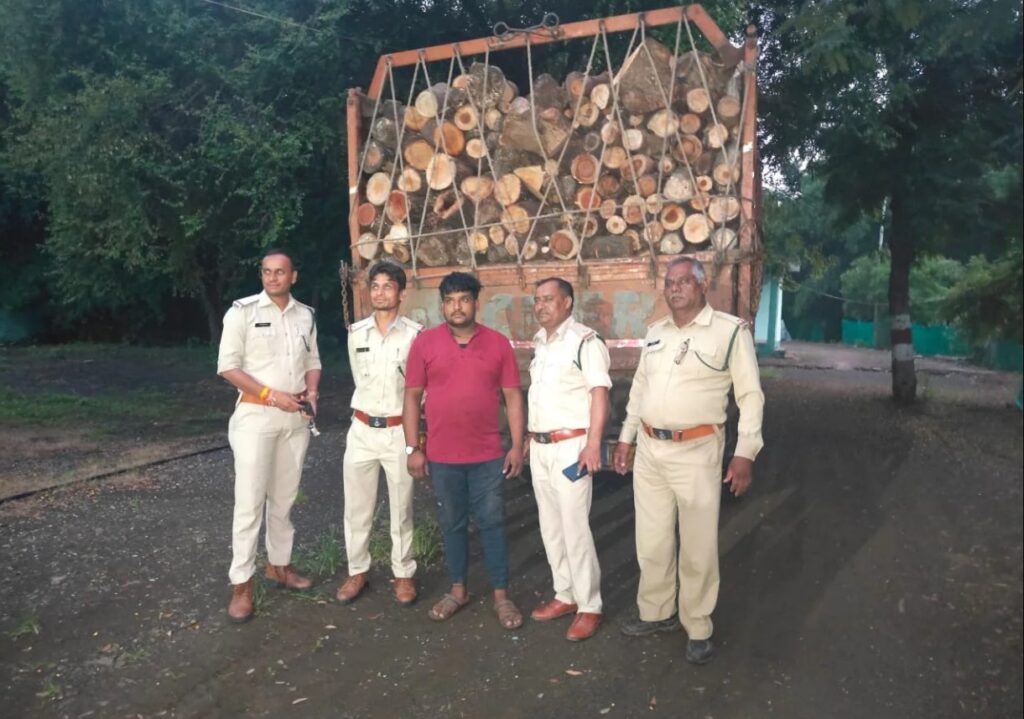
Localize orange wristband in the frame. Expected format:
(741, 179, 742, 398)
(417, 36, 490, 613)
(258, 386, 270, 400)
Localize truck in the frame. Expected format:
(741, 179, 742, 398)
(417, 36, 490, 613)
(342, 4, 761, 430)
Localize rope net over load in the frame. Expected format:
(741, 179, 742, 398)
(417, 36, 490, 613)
(347, 5, 759, 281)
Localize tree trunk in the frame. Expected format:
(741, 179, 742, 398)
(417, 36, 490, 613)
(887, 192, 916, 404)
(201, 282, 222, 344)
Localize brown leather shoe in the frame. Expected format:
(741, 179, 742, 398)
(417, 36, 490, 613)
(264, 563, 313, 590)
(566, 612, 601, 642)
(335, 573, 369, 604)
(227, 579, 254, 623)
(531, 598, 578, 622)
(393, 577, 417, 606)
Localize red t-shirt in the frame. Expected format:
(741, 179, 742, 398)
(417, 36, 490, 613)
(404, 323, 521, 463)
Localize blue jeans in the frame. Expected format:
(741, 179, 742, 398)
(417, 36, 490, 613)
(429, 458, 508, 590)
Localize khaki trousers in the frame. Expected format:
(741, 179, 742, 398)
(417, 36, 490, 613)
(632, 428, 724, 641)
(530, 435, 602, 613)
(342, 420, 416, 578)
(228, 404, 310, 585)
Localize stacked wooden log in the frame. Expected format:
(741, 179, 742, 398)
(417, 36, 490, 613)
(353, 37, 745, 267)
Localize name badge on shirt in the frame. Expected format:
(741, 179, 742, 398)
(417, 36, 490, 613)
(255, 322, 271, 328)
(356, 347, 370, 353)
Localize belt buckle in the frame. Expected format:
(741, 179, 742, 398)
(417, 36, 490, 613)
(370, 416, 386, 428)
(535, 433, 551, 444)
(653, 428, 673, 441)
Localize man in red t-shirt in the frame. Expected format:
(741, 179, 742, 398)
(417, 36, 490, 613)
(403, 272, 526, 630)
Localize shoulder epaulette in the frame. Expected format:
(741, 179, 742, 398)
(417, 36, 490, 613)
(569, 322, 604, 369)
(350, 316, 374, 331)
(567, 321, 598, 342)
(399, 316, 424, 332)
(648, 316, 671, 329)
(712, 310, 747, 327)
(232, 294, 260, 309)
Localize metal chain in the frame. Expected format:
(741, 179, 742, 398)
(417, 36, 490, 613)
(338, 261, 353, 330)
(492, 13, 560, 42)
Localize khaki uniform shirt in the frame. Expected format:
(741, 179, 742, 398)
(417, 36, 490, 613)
(528, 317, 612, 432)
(618, 303, 764, 460)
(217, 291, 321, 394)
(348, 314, 422, 417)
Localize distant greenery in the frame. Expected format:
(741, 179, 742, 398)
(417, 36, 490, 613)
(839, 254, 964, 326)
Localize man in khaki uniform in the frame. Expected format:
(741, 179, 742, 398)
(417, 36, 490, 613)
(336, 261, 422, 607)
(217, 249, 322, 623)
(613, 256, 764, 664)
(527, 278, 611, 642)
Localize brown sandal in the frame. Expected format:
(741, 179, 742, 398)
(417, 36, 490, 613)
(494, 599, 523, 630)
(428, 593, 470, 622)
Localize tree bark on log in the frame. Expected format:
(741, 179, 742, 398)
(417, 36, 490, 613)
(581, 235, 634, 259)
(501, 107, 571, 157)
(615, 38, 674, 114)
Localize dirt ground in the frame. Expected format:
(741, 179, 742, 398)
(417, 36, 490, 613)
(0, 342, 1021, 718)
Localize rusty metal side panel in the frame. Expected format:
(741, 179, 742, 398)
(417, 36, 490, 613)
(350, 258, 740, 376)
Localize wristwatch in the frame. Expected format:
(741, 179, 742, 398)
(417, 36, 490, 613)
(405, 445, 420, 456)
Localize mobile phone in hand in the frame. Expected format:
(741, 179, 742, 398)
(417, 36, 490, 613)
(562, 462, 587, 482)
(298, 400, 315, 418)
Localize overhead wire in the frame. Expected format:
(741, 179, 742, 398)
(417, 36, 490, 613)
(195, 0, 381, 45)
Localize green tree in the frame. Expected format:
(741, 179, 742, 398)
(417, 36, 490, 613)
(840, 253, 962, 325)
(763, 173, 878, 340)
(942, 240, 1024, 346)
(1, 0, 368, 341)
(757, 0, 1023, 402)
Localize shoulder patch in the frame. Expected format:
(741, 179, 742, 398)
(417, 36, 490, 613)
(567, 322, 597, 341)
(712, 310, 745, 326)
(399, 316, 424, 332)
(232, 294, 260, 309)
(350, 316, 374, 331)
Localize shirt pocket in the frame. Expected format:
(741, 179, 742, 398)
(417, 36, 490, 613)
(390, 345, 409, 385)
(689, 339, 724, 374)
(641, 340, 668, 375)
(354, 345, 374, 377)
(292, 317, 313, 354)
(249, 321, 277, 354)
(540, 352, 573, 386)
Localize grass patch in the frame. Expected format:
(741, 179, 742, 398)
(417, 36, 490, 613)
(411, 517, 443, 566)
(7, 615, 40, 640)
(0, 389, 222, 433)
(293, 526, 344, 579)
(368, 511, 443, 568)
(10, 342, 218, 365)
(35, 678, 62, 702)
(120, 646, 150, 667)
(252, 566, 269, 615)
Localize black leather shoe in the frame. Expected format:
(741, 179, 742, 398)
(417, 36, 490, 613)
(619, 614, 678, 636)
(685, 638, 714, 664)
